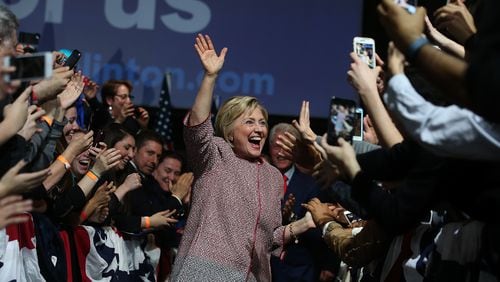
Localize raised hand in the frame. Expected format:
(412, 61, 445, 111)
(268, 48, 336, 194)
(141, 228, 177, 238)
(433, 0, 476, 45)
(0, 160, 51, 198)
(33, 66, 73, 103)
(292, 101, 317, 144)
(347, 52, 383, 98)
(149, 209, 179, 229)
(58, 71, 84, 110)
(18, 105, 46, 141)
(194, 34, 228, 75)
(318, 134, 360, 181)
(66, 130, 93, 159)
(2, 86, 30, 135)
(312, 159, 340, 190)
(82, 79, 99, 100)
(0, 195, 33, 229)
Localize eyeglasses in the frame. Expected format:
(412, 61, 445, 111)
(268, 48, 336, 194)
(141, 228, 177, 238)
(114, 94, 134, 100)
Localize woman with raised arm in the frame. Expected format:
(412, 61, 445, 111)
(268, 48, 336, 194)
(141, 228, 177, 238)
(171, 34, 314, 281)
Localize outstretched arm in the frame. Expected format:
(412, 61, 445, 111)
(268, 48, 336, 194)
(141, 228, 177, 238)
(189, 34, 228, 126)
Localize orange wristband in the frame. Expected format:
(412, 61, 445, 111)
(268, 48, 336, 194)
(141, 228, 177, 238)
(144, 216, 151, 229)
(41, 115, 53, 126)
(85, 170, 99, 181)
(56, 155, 71, 170)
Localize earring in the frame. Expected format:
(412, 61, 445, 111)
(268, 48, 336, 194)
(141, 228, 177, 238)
(108, 106, 114, 119)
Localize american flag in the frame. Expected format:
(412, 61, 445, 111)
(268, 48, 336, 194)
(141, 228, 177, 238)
(155, 72, 175, 150)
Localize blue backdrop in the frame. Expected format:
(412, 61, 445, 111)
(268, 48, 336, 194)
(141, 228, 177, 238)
(6, 0, 364, 118)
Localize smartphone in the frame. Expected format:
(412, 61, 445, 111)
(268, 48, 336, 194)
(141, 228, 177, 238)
(63, 49, 81, 70)
(3, 52, 53, 82)
(394, 0, 417, 14)
(343, 211, 362, 225)
(327, 97, 357, 145)
(353, 37, 376, 69)
(353, 107, 364, 142)
(18, 32, 40, 53)
(93, 130, 105, 147)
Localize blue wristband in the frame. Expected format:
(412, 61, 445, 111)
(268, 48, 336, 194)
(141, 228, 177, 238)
(406, 36, 429, 61)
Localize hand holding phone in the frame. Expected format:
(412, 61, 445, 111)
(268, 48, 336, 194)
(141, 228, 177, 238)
(343, 211, 361, 225)
(3, 52, 53, 82)
(62, 49, 81, 70)
(327, 97, 362, 145)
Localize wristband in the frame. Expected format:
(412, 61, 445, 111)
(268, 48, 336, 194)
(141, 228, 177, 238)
(80, 211, 88, 222)
(406, 36, 429, 61)
(85, 170, 99, 181)
(56, 155, 71, 170)
(40, 115, 53, 126)
(144, 216, 151, 229)
(31, 87, 38, 105)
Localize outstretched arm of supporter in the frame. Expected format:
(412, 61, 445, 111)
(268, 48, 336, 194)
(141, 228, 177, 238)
(347, 51, 403, 148)
(424, 16, 465, 58)
(189, 34, 228, 126)
(377, 0, 469, 107)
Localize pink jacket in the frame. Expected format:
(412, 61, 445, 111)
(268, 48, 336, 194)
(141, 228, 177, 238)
(171, 115, 285, 281)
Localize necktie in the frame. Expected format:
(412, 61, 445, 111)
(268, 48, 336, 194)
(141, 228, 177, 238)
(283, 174, 288, 195)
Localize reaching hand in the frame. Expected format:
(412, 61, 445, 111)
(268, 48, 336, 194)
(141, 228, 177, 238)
(194, 34, 228, 76)
(66, 130, 93, 159)
(18, 105, 46, 141)
(291, 101, 317, 144)
(433, 1, 476, 45)
(149, 209, 179, 229)
(116, 102, 134, 123)
(83, 79, 99, 100)
(312, 160, 341, 190)
(302, 198, 335, 227)
(387, 42, 406, 76)
(0, 195, 33, 229)
(363, 115, 379, 145)
(318, 134, 361, 181)
(347, 52, 383, 99)
(171, 172, 194, 201)
(120, 173, 142, 192)
(3, 86, 30, 135)
(377, 0, 426, 51)
(33, 66, 73, 102)
(0, 160, 51, 198)
(58, 71, 84, 110)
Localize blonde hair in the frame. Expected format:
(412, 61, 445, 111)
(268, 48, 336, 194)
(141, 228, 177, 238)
(214, 96, 268, 143)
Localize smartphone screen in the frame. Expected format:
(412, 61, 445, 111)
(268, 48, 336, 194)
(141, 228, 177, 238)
(352, 108, 364, 142)
(353, 37, 376, 69)
(343, 211, 362, 225)
(327, 97, 357, 145)
(4, 52, 52, 82)
(63, 49, 81, 70)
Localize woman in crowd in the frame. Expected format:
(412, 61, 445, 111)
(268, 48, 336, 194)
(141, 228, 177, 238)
(171, 34, 315, 281)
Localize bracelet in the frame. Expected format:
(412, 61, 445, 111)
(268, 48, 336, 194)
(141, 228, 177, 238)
(289, 223, 299, 244)
(85, 170, 99, 181)
(31, 87, 38, 105)
(406, 36, 429, 61)
(80, 211, 88, 222)
(40, 115, 53, 126)
(56, 155, 71, 170)
(144, 216, 151, 229)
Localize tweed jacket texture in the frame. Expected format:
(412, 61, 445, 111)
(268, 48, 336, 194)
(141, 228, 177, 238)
(171, 115, 285, 281)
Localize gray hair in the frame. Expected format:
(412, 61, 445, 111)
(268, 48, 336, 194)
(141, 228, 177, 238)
(0, 5, 18, 42)
(269, 123, 300, 144)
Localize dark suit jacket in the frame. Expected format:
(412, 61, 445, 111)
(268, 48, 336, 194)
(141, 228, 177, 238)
(271, 167, 338, 282)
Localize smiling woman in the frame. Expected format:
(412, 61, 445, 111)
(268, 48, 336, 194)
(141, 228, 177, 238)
(170, 34, 315, 281)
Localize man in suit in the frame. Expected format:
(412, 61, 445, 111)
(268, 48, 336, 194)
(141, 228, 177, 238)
(269, 123, 338, 282)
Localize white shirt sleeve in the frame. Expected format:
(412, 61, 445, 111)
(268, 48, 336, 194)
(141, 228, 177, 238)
(384, 74, 500, 161)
